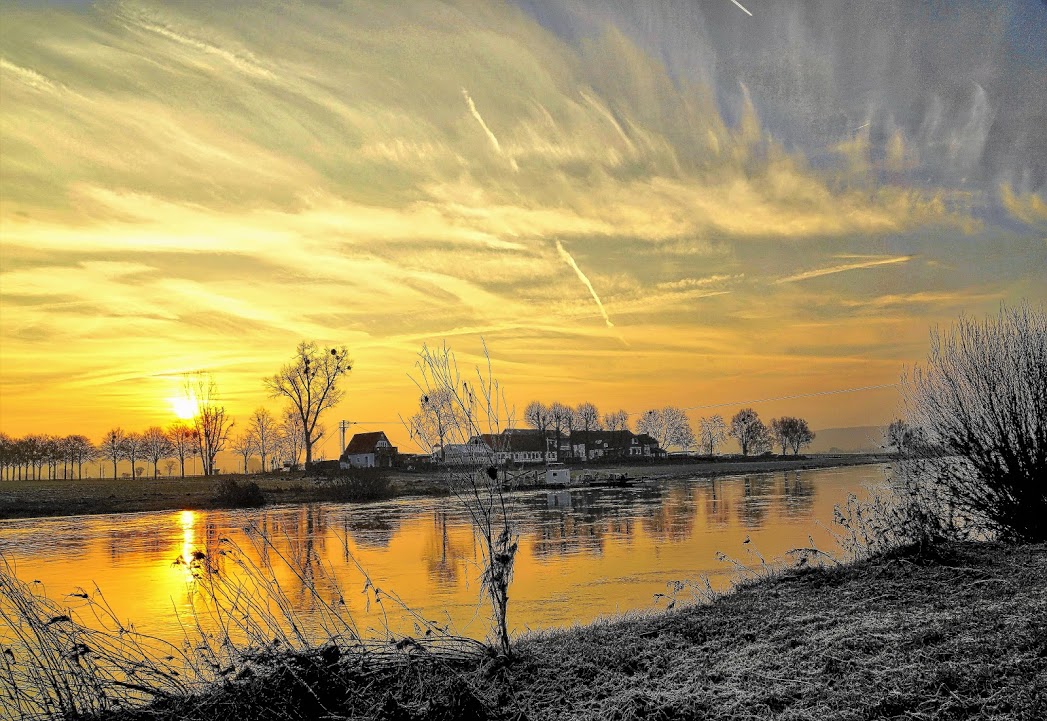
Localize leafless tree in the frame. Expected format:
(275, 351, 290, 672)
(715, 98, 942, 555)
(264, 341, 352, 468)
(698, 415, 727, 455)
(187, 372, 234, 476)
(100, 428, 126, 480)
(548, 402, 574, 461)
(167, 422, 199, 478)
(524, 401, 550, 434)
(729, 408, 770, 456)
(122, 432, 144, 479)
(603, 410, 629, 433)
(574, 402, 601, 461)
(408, 388, 461, 460)
(901, 302, 1047, 542)
(885, 419, 912, 454)
(602, 409, 630, 456)
(787, 418, 815, 455)
(0, 433, 12, 480)
(64, 435, 94, 480)
(248, 408, 278, 473)
(231, 432, 257, 474)
(278, 407, 306, 470)
(769, 418, 790, 456)
(141, 427, 174, 478)
(637, 407, 694, 450)
(407, 341, 517, 658)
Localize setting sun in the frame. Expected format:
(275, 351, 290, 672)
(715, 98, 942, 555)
(170, 396, 197, 421)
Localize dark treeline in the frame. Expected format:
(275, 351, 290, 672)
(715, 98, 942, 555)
(0, 342, 353, 481)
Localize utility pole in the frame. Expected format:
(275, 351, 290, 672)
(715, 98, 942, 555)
(339, 420, 351, 454)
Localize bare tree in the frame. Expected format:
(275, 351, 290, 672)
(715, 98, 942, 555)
(769, 418, 790, 456)
(548, 402, 573, 461)
(231, 432, 256, 474)
(729, 408, 770, 456)
(698, 415, 728, 455)
(636, 410, 660, 441)
(187, 373, 234, 476)
(524, 401, 550, 434)
(64, 435, 94, 480)
(100, 428, 125, 480)
(885, 419, 911, 453)
(603, 410, 629, 433)
(787, 418, 815, 455)
(41, 435, 61, 479)
(248, 408, 278, 473)
(264, 341, 352, 468)
(901, 303, 1047, 542)
(407, 341, 517, 658)
(602, 409, 630, 456)
(141, 427, 174, 479)
(122, 432, 144, 479)
(168, 422, 198, 478)
(408, 388, 461, 460)
(637, 407, 694, 450)
(278, 407, 306, 470)
(574, 402, 601, 462)
(0, 433, 12, 480)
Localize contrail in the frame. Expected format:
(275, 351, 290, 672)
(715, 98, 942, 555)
(555, 240, 614, 328)
(462, 87, 518, 170)
(729, 0, 753, 17)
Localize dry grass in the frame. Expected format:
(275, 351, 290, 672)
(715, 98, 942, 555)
(503, 541, 1047, 720)
(15, 540, 1040, 721)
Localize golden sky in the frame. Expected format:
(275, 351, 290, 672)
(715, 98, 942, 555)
(1, 0, 1045, 452)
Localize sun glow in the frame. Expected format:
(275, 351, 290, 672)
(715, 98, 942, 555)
(170, 395, 197, 420)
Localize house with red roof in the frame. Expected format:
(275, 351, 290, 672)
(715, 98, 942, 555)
(339, 431, 398, 469)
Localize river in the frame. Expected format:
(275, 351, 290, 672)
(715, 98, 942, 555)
(0, 464, 890, 645)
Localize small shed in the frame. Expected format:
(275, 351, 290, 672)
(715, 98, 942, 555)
(545, 463, 571, 486)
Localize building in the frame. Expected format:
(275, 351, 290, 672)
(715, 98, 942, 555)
(339, 431, 398, 469)
(437, 439, 492, 466)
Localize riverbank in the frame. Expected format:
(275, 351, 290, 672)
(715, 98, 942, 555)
(107, 540, 1046, 720)
(0, 453, 892, 520)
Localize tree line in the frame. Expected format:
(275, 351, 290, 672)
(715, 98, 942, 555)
(0, 342, 353, 480)
(411, 392, 815, 460)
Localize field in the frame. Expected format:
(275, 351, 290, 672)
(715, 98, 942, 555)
(0, 453, 892, 520)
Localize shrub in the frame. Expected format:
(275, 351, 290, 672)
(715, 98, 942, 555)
(901, 303, 1047, 542)
(213, 479, 266, 508)
(313, 473, 393, 502)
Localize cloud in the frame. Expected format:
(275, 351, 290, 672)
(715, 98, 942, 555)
(775, 256, 914, 284)
(555, 240, 614, 328)
(1, 0, 1044, 440)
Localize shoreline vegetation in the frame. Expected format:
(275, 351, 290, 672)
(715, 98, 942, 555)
(0, 453, 892, 521)
(50, 540, 1047, 720)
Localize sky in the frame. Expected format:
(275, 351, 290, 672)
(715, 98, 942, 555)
(1, 0, 1045, 454)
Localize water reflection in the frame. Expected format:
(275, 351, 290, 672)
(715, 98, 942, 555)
(0, 465, 888, 645)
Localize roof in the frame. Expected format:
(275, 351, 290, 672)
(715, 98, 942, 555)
(342, 431, 393, 457)
(570, 429, 635, 446)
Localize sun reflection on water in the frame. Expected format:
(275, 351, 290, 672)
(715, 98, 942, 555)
(178, 510, 196, 580)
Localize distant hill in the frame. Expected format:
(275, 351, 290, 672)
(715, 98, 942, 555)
(809, 425, 886, 454)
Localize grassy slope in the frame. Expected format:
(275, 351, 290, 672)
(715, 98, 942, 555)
(113, 541, 1047, 721)
(0, 454, 890, 520)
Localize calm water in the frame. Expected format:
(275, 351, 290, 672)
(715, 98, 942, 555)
(0, 465, 888, 643)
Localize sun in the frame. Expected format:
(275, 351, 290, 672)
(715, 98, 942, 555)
(170, 396, 197, 420)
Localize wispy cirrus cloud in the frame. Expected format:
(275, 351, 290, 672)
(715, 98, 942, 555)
(1, 0, 1044, 442)
(775, 256, 914, 284)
